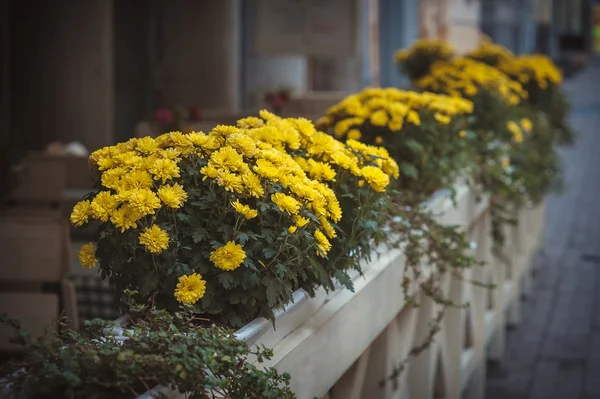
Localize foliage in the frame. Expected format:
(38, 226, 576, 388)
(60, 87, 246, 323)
(467, 42, 574, 146)
(316, 87, 476, 202)
(466, 36, 516, 69)
(71, 112, 398, 327)
(414, 57, 536, 253)
(72, 125, 347, 326)
(0, 294, 296, 399)
(235, 111, 399, 294)
(497, 55, 575, 146)
(394, 39, 456, 81)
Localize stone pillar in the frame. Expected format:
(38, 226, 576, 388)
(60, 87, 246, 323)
(158, 0, 240, 110)
(9, 0, 114, 152)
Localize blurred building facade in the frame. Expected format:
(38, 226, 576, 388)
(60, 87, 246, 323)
(0, 0, 593, 157)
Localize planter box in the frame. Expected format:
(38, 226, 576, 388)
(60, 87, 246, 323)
(0, 182, 544, 399)
(138, 183, 544, 399)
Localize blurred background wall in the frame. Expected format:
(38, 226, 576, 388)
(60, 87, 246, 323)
(1, 0, 594, 154)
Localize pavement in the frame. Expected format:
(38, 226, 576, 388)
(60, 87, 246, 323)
(485, 64, 600, 399)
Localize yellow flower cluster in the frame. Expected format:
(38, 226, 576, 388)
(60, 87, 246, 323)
(498, 54, 563, 89)
(237, 110, 399, 194)
(415, 58, 528, 105)
(317, 87, 474, 141)
(72, 115, 363, 305)
(394, 38, 455, 63)
(506, 118, 533, 145)
(467, 38, 515, 66)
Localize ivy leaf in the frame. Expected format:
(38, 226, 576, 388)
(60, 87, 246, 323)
(405, 139, 424, 153)
(192, 228, 208, 243)
(218, 272, 234, 289)
(400, 162, 419, 179)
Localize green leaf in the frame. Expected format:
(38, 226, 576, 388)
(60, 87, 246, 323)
(192, 228, 208, 243)
(237, 232, 249, 244)
(274, 263, 288, 278)
(400, 162, 419, 179)
(176, 213, 191, 223)
(405, 139, 424, 153)
(218, 272, 234, 289)
(263, 276, 281, 306)
(262, 247, 277, 259)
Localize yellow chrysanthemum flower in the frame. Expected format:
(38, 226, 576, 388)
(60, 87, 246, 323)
(288, 225, 298, 234)
(520, 118, 533, 133)
(136, 136, 159, 154)
(506, 121, 524, 144)
(78, 242, 97, 269)
(307, 159, 336, 182)
(293, 215, 310, 228)
(121, 170, 154, 190)
(314, 229, 331, 257)
(174, 273, 206, 304)
(406, 111, 421, 126)
(369, 109, 389, 127)
(126, 188, 162, 216)
(158, 183, 188, 209)
(459, 130, 467, 138)
(319, 217, 337, 239)
(271, 193, 301, 215)
(110, 205, 142, 232)
(360, 166, 390, 192)
(216, 172, 244, 193)
(139, 224, 170, 254)
(91, 191, 119, 222)
(101, 168, 125, 190)
(210, 241, 246, 271)
(231, 200, 258, 220)
(70, 200, 92, 227)
(149, 158, 180, 183)
(434, 113, 451, 125)
(347, 129, 362, 141)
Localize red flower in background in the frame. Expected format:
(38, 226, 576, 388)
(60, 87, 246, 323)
(189, 105, 202, 122)
(278, 90, 290, 102)
(155, 108, 174, 126)
(271, 96, 285, 110)
(264, 89, 291, 114)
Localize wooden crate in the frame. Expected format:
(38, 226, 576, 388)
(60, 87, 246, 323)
(0, 214, 71, 282)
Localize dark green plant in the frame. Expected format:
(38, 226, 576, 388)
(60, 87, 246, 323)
(235, 112, 400, 295)
(394, 39, 456, 81)
(0, 294, 296, 399)
(316, 88, 477, 205)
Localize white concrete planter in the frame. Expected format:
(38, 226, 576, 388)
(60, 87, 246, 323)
(129, 184, 545, 399)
